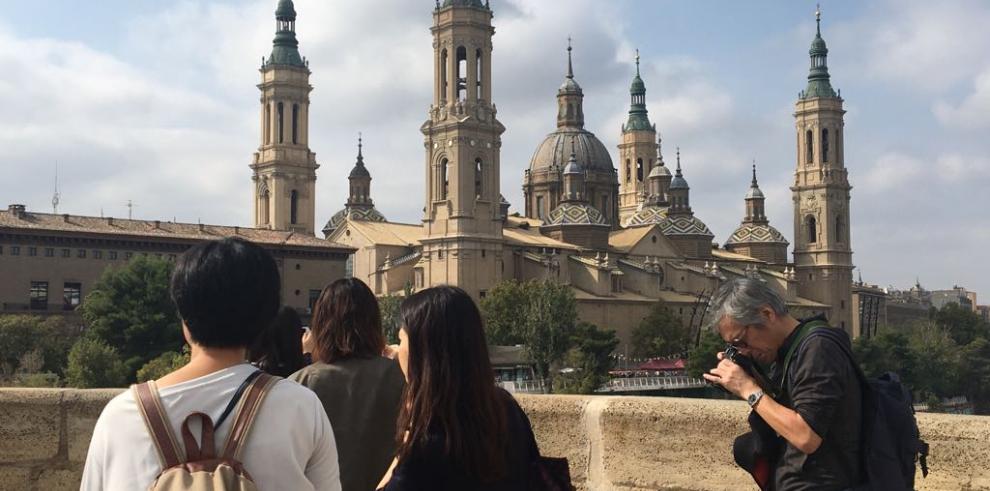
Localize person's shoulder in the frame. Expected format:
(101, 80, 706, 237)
(268, 376, 323, 406)
(98, 387, 139, 420)
(803, 327, 852, 354)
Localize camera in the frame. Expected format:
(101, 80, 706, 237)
(711, 344, 774, 395)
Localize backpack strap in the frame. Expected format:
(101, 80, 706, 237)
(780, 319, 831, 393)
(133, 381, 185, 469)
(220, 372, 279, 461)
(180, 412, 217, 462)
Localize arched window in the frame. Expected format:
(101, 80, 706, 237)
(440, 158, 449, 199)
(600, 195, 609, 220)
(636, 158, 644, 182)
(822, 128, 829, 163)
(806, 215, 817, 243)
(440, 49, 448, 102)
(259, 182, 270, 225)
(264, 103, 271, 145)
(475, 158, 483, 197)
(835, 214, 845, 243)
(805, 129, 813, 164)
(625, 160, 631, 182)
(277, 102, 285, 144)
(292, 104, 299, 144)
(456, 46, 467, 102)
(567, 103, 573, 118)
(476, 48, 483, 100)
(290, 190, 299, 224)
(536, 195, 545, 220)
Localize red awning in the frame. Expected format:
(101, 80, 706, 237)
(636, 358, 686, 371)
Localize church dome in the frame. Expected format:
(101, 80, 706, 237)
(669, 174, 689, 190)
(725, 223, 788, 246)
(441, 0, 487, 8)
(322, 206, 386, 237)
(658, 215, 714, 238)
(648, 163, 671, 178)
(625, 206, 669, 227)
(559, 77, 582, 93)
(349, 163, 371, 178)
(745, 186, 764, 199)
(529, 129, 614, 173)
(545, 202, 607, 226)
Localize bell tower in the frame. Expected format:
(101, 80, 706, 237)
(420, 0, 505, 298)
(251, 0, 318, 234)
(618, 50, 658, 224)
(792, 7, 854, 333)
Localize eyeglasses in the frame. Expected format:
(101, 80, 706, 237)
(727, 324, 753, 349)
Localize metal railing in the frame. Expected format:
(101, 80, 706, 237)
(597, 375, 707, 393)
(497, 380, 548, 394)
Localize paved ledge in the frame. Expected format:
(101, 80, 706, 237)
(0, 389, 987, 490)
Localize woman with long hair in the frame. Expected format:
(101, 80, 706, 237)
(378, 286, 541, 490)
(291, 278, 405, 491)
(249, 305, 308, 377)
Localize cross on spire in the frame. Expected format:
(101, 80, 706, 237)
(566, 36, 574, 79)
(358, 132, 363, 159)
(752, 159, 758, 186)
(635, 48, 641, 76)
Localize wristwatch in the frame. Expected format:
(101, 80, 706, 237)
(747, 390, 765, 409)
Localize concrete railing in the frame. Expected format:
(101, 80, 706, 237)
(0, 389, 988, 490)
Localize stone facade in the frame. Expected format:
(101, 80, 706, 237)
(1, 388, 986, 490)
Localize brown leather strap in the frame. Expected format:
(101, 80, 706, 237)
(133, 382, 184, 469)
(181, 412, 217, 462)
(221, 373, 278, 460)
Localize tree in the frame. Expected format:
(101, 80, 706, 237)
(933, 302, 990, 346)
(957, 337, 990, 415)
(136, 349, 190, 383)
(0, 315, 81, 378)
(686, 330, 724, 378)
(630, 302, 690, 359)
(80, 255, 183, 380)
(65, 338, 127, 388)
(479, 280, 528, 345)
(554, 322, 619, 394)
(379, 283, 414, 345)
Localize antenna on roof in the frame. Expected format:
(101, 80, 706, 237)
(52, 162, 61, 214)
(125, 200, 138, 220)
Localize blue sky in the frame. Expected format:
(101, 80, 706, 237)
(2, 0, 988, 299)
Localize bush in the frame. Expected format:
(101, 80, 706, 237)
(16, 372, 60, 388)
(553, 322, 619, 394)
(630, 303, 690, 359)
(136, 350, 190, 383)
(65, 338, 127, 388)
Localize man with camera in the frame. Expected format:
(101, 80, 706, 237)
(702, 278, 862, 491)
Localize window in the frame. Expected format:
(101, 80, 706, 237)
(290, 190, 299, 224)
(63, 282, 82, 311)
(0, 245, 3, 255)
(481, 249, 486, 258)
(62, 249, 70, 258)
(440, 49, 448, 101)
(806, 215, 817, 243)
(77, 249, 86, 259)
(108, 251, 118, 260)
(30, 281, 48, 310)
(476, 48, 483, 100)
(822, 128, 829, 163)
(45, 248, 54, 257)
(264, 103, 271, 145)
(440, 159, 450, 199)
(835, 215, 845, 243)
(536, 195, 546, 221)
(625, 160, 631, 182)
(840, 300, 845, 309)
(636, 158, 644, 182)
(168, 254, 176, 262)
(475, 158, 483, 197)
(11, 246, 20, 256)
(600, 195, 609, 220)
(438, 250, 444, 260)
(456, 46, 468, 101)
(125, 252, 133, 260)
(479, 290, 487, 299)
(611, 275, 623, 293)
(93, 250, 102, 259)
(277, 102, 284, 143)
(292, 103, 299, 144)
(805, 129, 813, 164)
(28, 247, 37, 257)
(414, 268, 424, 288)
(308, 289, 321, 314)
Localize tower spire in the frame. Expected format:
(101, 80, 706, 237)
(675, 147, 682, 176)
(624, 49, 651, 131)
(803, 3, 836, 99)
(566, 37, 574, 79)
(635, 49, 640, 76)
(751, 160, 758, 187)
(357, 132, 364, 161)
(267, 0, 305, 67)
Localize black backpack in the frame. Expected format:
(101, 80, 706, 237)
(793, 325, 929, 490)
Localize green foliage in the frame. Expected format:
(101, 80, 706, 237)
(932, 302, 990, 346)
(479, 280, 528, 345)
(379, 284, 414, 345)
(630, 302, 690, 359)
(0, 315, 81, 377)
(16, 372, 60, 388)
(481, 280, 580, 389)
(80, 255, 183, 380)
(686, 330, 724, 378)
(957, 337, 990, 415)
(553, 322, 619, 394)
(65, 338, 127, 388)
(136, 349, 190, 383)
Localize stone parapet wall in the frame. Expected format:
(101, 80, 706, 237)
(1, 389, 987, 490)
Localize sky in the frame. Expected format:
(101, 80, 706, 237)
(1, 0, 988, 297)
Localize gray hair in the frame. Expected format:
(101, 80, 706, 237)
(706, 278, 788, 330)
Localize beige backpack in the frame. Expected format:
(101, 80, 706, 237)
(133, 372, 278, 491)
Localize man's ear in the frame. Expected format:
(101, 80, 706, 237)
(760, 306, 776, 324)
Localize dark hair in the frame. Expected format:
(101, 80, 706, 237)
(310, 278, 385, 363)
(170, 237, 280, 348)
(396, 286, 507, 482)
(249, 306, 307, 377)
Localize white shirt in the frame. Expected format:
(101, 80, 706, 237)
(81, 364, 341, 491)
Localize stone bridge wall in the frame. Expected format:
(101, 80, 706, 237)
(1, 389, 988, 490)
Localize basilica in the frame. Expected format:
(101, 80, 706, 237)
(247, 0, 856, 344)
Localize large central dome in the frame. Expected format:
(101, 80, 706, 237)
(529, 128, 614, 173)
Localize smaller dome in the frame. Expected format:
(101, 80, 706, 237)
(559, 77, 582, 93)
(275, 0, 296, 20)
(625, 206, 669, 227)
(669, 175, 689, 190)
(349, 163, 370, 178)
(563, 153, 582, 175)
(630, 74, 646, 95)
(810, 34, 828, 55)
(322, 206, 386, 236)
(648, 163, 671, 178)
(725, 223, 789, 246)
(441, 0, 487, 8)
(658, 215, 714, 238)
(545, 202, 607, 226)
(745, 186, 764, 199)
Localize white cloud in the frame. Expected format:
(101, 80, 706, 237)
(859, 152, 926, 192)
(934, 68, 990, 129)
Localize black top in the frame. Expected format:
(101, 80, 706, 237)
(381, 388, 539, 491)
(772, 316, 862, 491)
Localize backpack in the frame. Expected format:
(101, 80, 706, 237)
(132, 371, 278, 491)
(785, 322, 930, 490)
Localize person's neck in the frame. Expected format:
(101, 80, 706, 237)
(156, 344, 247, 388)
(774, 316, 802, 352)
